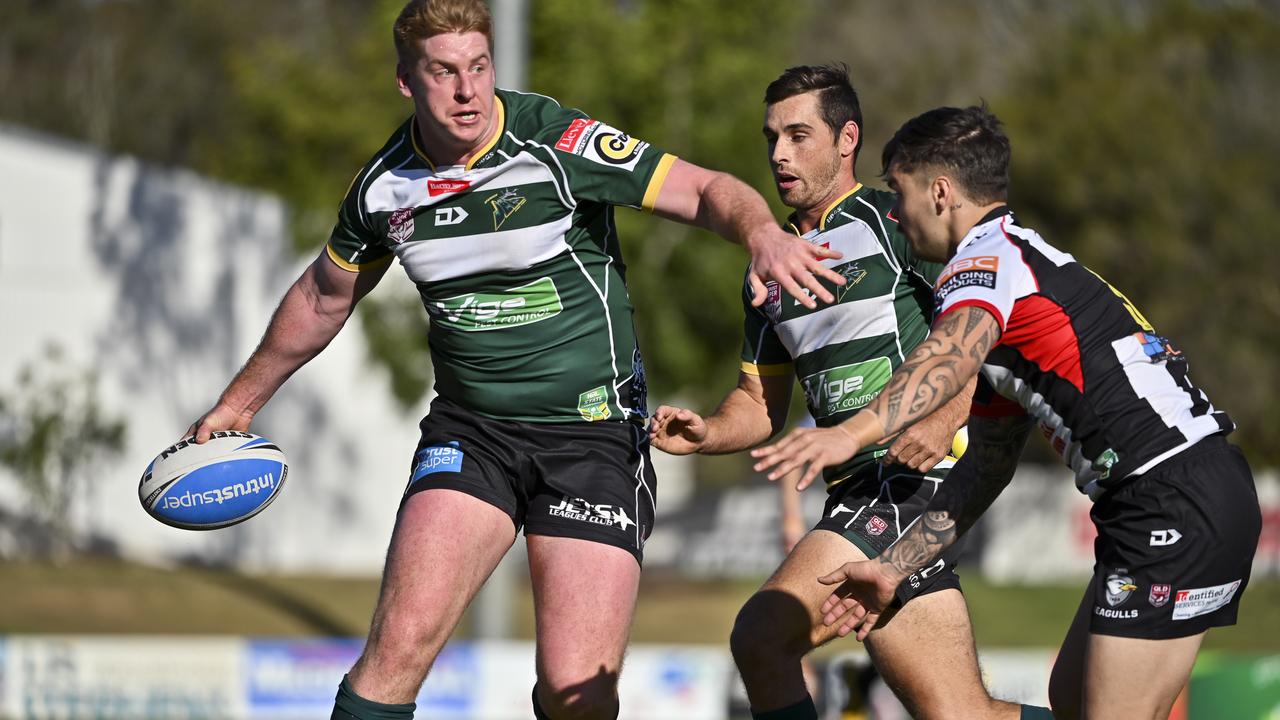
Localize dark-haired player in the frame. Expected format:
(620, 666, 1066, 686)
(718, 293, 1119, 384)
(651, 66, 1050, 720)
(755, 105, 1261, 720)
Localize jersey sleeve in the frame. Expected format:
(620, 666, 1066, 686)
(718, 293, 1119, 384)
(933, 239, 1021, 331)
(739, 278, 793, 377)
(545, 113, 676, 212)
(970, 373, 1027, 418)
(325, 167, 395, 272)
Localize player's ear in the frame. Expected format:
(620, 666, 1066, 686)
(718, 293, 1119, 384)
(396, 61, 413, 99)
(839, 121, 858, 160)
(931, 175, 951, 216)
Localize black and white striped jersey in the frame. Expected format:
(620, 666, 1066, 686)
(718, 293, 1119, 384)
(936, 207, 1233, 498)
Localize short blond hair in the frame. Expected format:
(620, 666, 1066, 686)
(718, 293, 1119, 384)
(394, 0, 493, 60)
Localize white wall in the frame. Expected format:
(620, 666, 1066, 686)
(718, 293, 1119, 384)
(0, 126, 425, 574)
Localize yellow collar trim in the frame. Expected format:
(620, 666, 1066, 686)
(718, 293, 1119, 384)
(818, 183, 863, 231)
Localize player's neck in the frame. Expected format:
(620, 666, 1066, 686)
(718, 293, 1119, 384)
(793, 179, 860, 234)
(948, 200, 1008, 253)
(415, 112, 501, 168)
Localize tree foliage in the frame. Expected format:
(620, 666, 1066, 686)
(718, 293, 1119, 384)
(0, 345, 127, 558)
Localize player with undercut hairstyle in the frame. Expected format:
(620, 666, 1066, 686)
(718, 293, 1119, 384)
(651, 66, 1052, 720)
(755, 104, 1261, 720)
(184, 2, 850, 718)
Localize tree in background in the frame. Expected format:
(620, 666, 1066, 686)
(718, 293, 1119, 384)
(0, 345, 127, 559)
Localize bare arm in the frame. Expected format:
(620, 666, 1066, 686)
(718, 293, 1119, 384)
(187, 250, 389, 441)
(751, 306, 1000, 488)
(882, 374, 977, 472)
(816, 411, 1035, 640)
(649, 371, 791, 455)
(651, 159, 845, 309)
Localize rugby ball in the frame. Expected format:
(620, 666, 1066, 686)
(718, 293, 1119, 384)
(139, 431, 289, 530)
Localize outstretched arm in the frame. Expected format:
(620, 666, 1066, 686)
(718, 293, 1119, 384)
(650, 371, 792, 456)
(651, 159, 846, 309)
(817, 411, 1035, 640)
(751, 305, 1001, 488)
(187, 250, 389, 441)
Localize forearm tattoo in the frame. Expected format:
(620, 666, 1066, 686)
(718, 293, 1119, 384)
(877, 308, 999, 438)
(877, 413, 1034, 577)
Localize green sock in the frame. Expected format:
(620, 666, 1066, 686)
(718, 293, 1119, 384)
(752, 696, 818, 720)
(1020, 705, 1055, 720)
(331, 674, 416, 720)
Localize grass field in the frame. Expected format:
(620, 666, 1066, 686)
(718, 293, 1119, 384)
(1, 555, 1277, 654)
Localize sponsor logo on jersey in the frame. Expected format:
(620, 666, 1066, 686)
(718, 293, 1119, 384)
(427, 276, 563, 331)
(577, 122, 649, 171)
(1172, 580, 1241, 621)
(763, 281, 783, 324)
(1149, 528, 1182, 547)
(388, 208, 415, 244)
(1094, 606, 1139, 619)
(801, 357, 893, 419)
(555, 118, 597, 153)
(427, 178, 472, 197)
(1104, 570, 1138, 607)
(1092, 448, 1120, 480)
(410, 442, 464, 484)
(486, 188, 527, 230)
(1149, 583, 1171, 608)
(628, 348, 648, 419)
(434, 206, 470, 226)
(934, 255, 999, 304)
(577, 385, 612, 422)
(865, 515, 888, 536)
(1135, 331, 1183, 363)
(835, 262, 869, 301)
(549, 496, 635, 531)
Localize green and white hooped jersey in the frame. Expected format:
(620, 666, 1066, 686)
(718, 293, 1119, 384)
(328, 88, 675, 423)
(741, 185, 944, 483)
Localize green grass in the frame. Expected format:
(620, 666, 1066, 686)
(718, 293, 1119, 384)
(1, 556, 1276, 654)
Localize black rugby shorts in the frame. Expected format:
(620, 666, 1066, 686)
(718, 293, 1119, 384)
(1089, 435, 1260, 639)
(815, 461, 966, 607)
(403, 396, 657, 564)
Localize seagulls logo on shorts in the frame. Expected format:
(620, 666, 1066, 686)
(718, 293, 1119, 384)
(1105, 570, 1138, 607)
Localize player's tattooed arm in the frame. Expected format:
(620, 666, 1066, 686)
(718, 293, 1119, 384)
(875, 306, 1001, 440)
(875, 412, 1034, 578)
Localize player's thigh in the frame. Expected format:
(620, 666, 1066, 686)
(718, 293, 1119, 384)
(1082, 632, 1203, 720)
(738, 529, 871, 654)
(864, 588, 993, 718)
(1048, 577, 1097, 720)
(373, 488, 516, 636)
(526, 534, 641, 685)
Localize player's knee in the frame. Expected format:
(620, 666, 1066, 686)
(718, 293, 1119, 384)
(730, 591, 810, 672)
(534, 675, 619, 720)
(364, 615, 447, 672)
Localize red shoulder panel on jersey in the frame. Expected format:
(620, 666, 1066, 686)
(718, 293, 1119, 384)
(1001, 294, 1085, 393)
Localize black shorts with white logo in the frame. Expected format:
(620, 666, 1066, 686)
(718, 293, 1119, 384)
(815, 460, 966, 607)
(404, 396, 657, 564)
(1089, 435, 1260, 639)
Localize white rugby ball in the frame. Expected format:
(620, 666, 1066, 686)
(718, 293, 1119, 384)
(139, 431, 289, 530)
